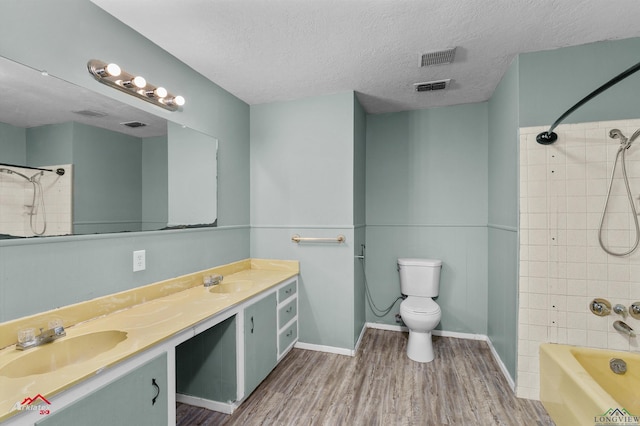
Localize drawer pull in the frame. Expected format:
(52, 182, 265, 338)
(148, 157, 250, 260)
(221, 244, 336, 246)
(286, 307, 293, 313)
(286, 330, 293, 337)
(286, 289, 292, 294)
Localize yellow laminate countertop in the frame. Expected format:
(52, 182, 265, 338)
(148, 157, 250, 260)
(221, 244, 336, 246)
(0, 258, 299, 422)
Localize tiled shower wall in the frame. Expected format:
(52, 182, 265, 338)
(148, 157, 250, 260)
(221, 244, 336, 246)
(0, 164, 72, 237)
(518, 119, 640, 400)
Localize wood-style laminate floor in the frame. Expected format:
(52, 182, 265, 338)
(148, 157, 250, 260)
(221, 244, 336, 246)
(176, 329, 554, 425)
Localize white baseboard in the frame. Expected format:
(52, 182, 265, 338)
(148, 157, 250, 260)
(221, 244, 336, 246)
(484, 336, 516, 391)
(353, 323, 367, 353)
(432, 329, 487, 341)
(294, 341, 355, 356)
(366, 322, 407, 332)
(176, 393, 238, 414)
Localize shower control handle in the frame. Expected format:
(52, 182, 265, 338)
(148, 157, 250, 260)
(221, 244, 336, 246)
(631, 302, 640, 320)
(590, 298, 611, 316)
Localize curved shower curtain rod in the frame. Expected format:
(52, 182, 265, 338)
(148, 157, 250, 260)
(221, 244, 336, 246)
(0, 162, 65, 176)
(536, 60, 640, 145)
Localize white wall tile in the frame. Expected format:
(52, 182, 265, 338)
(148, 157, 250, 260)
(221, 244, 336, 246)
(518, 119, 640, 400)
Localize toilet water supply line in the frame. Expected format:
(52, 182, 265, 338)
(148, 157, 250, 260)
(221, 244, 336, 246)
(357, 244, 403, 317)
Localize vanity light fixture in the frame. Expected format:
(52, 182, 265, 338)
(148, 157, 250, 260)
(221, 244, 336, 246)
(87, 59, 185, 111)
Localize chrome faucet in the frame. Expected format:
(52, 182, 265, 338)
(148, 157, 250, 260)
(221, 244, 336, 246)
(203, 274, 224, 287)
(613, 320, 636, 338)
(613, 304, 628, 319)
(631, 302, 640, 320)
(16, 324, 66, 351)
(590, 299, 611, 316)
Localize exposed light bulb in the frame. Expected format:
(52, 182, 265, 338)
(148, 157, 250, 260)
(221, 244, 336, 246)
(95, 63, 121, 77)
(173, 95, 185, 106)
(163, 95, 185, 107)
(146, 86, 168, 98)
(122, 76, 146, 89)
(132, 76, 146, 88)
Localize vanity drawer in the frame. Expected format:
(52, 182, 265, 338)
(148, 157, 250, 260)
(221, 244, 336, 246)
(278, 298, 297, 329)
(278, 281, 297, 302)
(278, 321, 297, 356)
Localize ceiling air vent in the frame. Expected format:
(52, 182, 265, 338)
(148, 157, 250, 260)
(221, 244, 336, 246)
(414, 79, 451, 92)
(73, 109, 107, 117)
(121, 121, 147, 128)
(420, 47, 456, 67)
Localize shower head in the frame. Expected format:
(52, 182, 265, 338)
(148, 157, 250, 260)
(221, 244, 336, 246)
(609, 128, 627, 141)
(609, 128, 634, 149)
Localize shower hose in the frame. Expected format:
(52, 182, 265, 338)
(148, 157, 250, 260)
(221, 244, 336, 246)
(598, 129, 640, 256)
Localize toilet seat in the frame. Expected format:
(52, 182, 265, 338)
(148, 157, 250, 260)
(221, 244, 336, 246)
(401, 297, 440, 315)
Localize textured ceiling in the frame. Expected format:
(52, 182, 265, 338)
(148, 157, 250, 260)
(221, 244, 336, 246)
(92, 0, 640, 114)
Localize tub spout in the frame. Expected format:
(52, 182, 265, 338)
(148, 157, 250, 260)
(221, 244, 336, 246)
(613, 320, 636, 337)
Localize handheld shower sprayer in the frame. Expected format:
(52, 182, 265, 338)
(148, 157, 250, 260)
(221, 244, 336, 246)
(598, 128, 640, 256)
(609, 128, 627, 141)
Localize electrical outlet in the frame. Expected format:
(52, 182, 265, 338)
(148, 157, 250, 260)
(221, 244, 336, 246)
(133, 250, 146, 272)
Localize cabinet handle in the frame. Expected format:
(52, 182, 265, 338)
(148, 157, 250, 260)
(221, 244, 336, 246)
(286, 289, 292, 294)
(286, 330, 293, 337)
(251, 316, 254, 334)
(152, 378, 160, 406)
(286, 307, 292, 313)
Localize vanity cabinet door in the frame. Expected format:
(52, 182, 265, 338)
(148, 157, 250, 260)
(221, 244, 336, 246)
(244, 293, 277, 397)
(36, 353, 168, 426)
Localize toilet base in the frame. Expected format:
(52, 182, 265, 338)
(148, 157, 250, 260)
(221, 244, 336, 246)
(406, 330, 434, 363)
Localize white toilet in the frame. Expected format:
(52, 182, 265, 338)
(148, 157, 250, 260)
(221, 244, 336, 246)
(397, 258, 442, 363)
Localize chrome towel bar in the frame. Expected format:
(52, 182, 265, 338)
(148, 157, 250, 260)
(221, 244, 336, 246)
(291, 234, 346, 244)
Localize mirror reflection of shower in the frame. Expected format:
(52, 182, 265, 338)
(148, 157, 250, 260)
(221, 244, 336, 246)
(0, 167, 48, 236)
(598, 128, 640, 256)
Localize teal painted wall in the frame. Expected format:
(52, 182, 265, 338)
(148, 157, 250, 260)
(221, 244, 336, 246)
(142, 135, 168, 231)
(519, 38, 640, 128)
(487, 57, 520, 380)
(29, 122, 144, 234)
(365, 104, 489, 333)
(250, 92, 359, 350)
(0, 122, 26, 163)
(353, 94, 367, 345)
(72, 122, 143, 233)
(26, 122, 169, 233)
(0, 0, 250, 321)
(167, 122, 218, 227)
(26, 123, 74, 167)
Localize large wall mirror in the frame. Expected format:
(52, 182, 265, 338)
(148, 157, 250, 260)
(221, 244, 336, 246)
(0, 56, 217, 239)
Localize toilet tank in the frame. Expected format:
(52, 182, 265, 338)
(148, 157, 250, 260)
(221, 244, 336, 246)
(397, 258, 442, 297)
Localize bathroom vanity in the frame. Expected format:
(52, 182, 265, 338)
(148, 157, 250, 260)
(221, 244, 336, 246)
(0, 259, 299, 425)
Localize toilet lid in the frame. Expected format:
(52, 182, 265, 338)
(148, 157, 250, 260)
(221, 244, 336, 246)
(402, 297, 440, 314)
